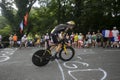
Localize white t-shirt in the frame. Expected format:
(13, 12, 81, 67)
(112, 30, 119, 37)
(112, 30, 119, 41)
(21, 37, 27, 42)
(78, 35, 83, 40)
(45, 35, 49, 40)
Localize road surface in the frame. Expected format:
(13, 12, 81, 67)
(0, 47, 120, 80)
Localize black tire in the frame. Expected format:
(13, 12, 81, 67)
(32, 50, 51, 67)
(59, 46, 75, 61)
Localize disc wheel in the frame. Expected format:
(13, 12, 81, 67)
(32, 50, 51, 67)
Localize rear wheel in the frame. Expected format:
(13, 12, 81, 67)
(59, 46, 75, 61)
(32, 50, 51, 67)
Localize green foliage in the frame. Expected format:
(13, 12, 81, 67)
(0, 25, 12, 37)
(0, 16, 9, 29)
(0, 0, 120, 35)
(0, 0, 36, 34)
(78, 0, 120, 33)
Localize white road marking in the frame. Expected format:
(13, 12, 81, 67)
(63, 61, 89, 69)
(56, 59, 65, 80)
(0, 55, 10, 62)
(57, 50, 108, 80)
(77, 56, 82, 60)
(68, 68, 107, 80)
(0, 48, 18, 62)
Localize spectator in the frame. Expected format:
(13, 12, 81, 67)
(78, 33, 84, 48)
(118, 33, 120, 47)
(92, 32, 97, 47)
(27, 33, 33, 47)
(70, 32, 74, 46)
(35, 37, 40, 47)
(40, 34, 45, 47)
(96, 30, 102, 47)
(45, 33, 50, 49)
(13, 34, 18, 47)
(35, 33, 39, 41)
(9, 34, 13, 48)
(74, 33, 78, 48)
(102, 30, 110, 48)
(20, 34, 28, 48)
(111, 27, 119, 48)
(86, 32, 92, 48)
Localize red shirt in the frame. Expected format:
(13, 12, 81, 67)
(118, 35, 120, 41)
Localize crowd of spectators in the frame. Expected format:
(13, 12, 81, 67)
(0, 27, 120, 49)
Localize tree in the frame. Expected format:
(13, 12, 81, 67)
(0, 0, 120, 35)
(0, 0, 36, 34)
(0, 16, 9, 29)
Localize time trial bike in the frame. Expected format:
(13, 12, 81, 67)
(32, 38, 75, 67)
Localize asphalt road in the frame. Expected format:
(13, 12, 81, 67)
(0, 47, 120, 80)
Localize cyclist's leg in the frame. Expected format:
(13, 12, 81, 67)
(50, 35, 61, 60)
(50, 34, 58, 56)
(56, 43, 62, 53)
(50, 34, 58, 50)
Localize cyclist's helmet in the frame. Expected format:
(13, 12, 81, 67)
(66, 21, 75, 26)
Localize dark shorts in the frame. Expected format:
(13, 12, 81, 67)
(110, 37, 114, 42)
(97, 38, 101, 42)
(103, 37, 108, 42)
(51, 34, 58, 44)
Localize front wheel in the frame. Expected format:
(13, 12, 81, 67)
(59, 46, 75, 61)
(32, 50, 51, 67)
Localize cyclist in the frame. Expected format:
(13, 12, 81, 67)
(50, 21, 75, 60)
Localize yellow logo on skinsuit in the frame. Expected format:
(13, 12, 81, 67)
(51, 28, 55, 33)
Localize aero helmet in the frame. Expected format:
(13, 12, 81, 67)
(67, 21, 75, 26)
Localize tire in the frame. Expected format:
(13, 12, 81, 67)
(59, 46, 75, 61)
(32, 50, 51, 67)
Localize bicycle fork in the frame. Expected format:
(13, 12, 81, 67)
(63, 44, 68, 55)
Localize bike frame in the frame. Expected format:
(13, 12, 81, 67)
(46, 39, 68, 55)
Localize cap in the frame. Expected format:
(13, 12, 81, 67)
(113, 27, 116, 29)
